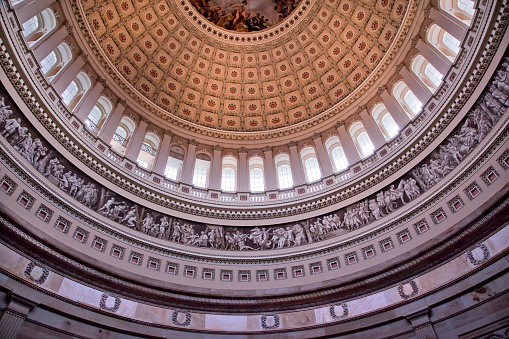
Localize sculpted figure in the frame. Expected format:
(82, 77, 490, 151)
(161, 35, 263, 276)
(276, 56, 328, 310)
(171, 221, 183, 242)
(11, 126, 28, 146)
(59, 171, 72, 191)
(107, 203, 126, 221)
(142, 213, 154, 234)
(233, 231, 254, 250)
(292, 224, 306, 246)
(249, 227, 271, 249)
(1, 117, 21, 139)
(158, 216, 170, 239)
(368, 199, 384, 220)
(43, 158, 59, 177)
(0, 96, 13, 125)
(83, 184, 98, 208)
(14, 131, 31, 154)
(70, 178, 83, 198)
(120, 206, 137, 225)
(30, 139, 47, 166)
(98, 197, 116, 215)
(357, 200, 371, 225)
(125, 214, 137, 229)
(224, 232, 235, 250)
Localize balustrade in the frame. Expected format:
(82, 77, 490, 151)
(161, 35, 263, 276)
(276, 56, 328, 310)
(112, 133, 127, 147)
(84, 118, 99, 135)
(141, 143, 156, 156)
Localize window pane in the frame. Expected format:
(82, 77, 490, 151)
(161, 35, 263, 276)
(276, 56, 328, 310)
(381, 114, 399, 139)
(404, 90, 422, 115)
(115, 126, 127, 139)
(61, 81, 78, 106)
(331, 146, 348, 171)
(277, 164, 293, 189)
(250, 168, 264, 192)
(424, 63, 443, 88)
(357, 131, 375, 157)
(304, 157, 321, 182)
(40, 51, 57, 75)
(22, 16, 39, 37)
(87, 106, 102, 125)
(443, 32, 460, 55)
(457, 0, 475, 15)
(164, 166, 179, 180)
(221, 167, 236, 191)
(192, 166, 208, 188)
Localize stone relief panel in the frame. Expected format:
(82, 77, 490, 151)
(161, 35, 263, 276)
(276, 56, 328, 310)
(0, 54, 508, 251)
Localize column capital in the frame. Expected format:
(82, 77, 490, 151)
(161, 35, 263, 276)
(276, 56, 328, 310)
(118, 99, 127, 107)
(140, 116, 150, 124)
(288, 141, 298, 148)
(312, 133, 322, 140)
(395, 62, 406, 73)
(188, 139, 198, 146)
(97, 77, 107, 88)
(411, 35, 421, 48)
(213, 144, 223, 152)
(334, 121, 345, 128)
(263, 145, 273, 152)
(79, 52, 89, 64)
(377, 85, 387, 96)
(423, 3, 432, 17)
(238, 146, 248, 153)
(357, 105, 367, 114)
(164, 129, 174, 137)
(64, 21, 73, 35)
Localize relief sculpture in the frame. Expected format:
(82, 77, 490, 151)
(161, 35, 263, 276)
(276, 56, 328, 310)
(0, 55, 507, 251)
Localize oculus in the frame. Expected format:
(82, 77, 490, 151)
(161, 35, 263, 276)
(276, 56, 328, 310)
(189, 0, 301, 32)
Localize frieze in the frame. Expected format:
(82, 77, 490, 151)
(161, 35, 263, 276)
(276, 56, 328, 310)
(0, 51, 507, 252)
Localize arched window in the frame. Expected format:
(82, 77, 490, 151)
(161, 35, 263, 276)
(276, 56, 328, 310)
(404, 90, 423, 115)
(21, 9, 57, 44)
(349, 122, 375, 158)
(22, 15, 39, 37)
(87, 106, 102, 125)
(300, 147, 321, 182)
(137, 132, 160, 170)
(440, 0, 475, 23)
(193, 154, 211, 188)
(40, 51, 56, 75)
(249, 156, 265, 192)
(325, 136, 348, 172)
(40, 42, 73, 78)
(61, 71, 91, 110)
(443, 32, 461, 55)
(221, 155, 237, 192)
(427, 24, 461, 61)
(85, 96, 112, 134)
(392, 81, 422, 118)
(371, 103, 400, 140)
(425, 63, 443, 88)
(275, 153, 293, 189)
(111, 116, 135, 155)
(457, 0, 475, 16)
(165, 146, 184, 181)
(411, 55, 444, 92)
